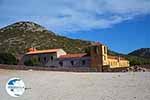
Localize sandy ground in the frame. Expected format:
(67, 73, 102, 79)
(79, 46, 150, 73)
(0, 69, 150, 100)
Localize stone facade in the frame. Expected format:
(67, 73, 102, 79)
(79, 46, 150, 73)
(46, 57, 91, 68)
(20, 43, 130, 69)
(84, 43, 130, 69)
(107, 56, 129, 68)
(19, 49, 66, 66)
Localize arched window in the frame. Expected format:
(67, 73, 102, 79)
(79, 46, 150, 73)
(51, 56, 53, 60)
(104, 46, 107, 54)
(71, 60, 74, 65)
(44, 57, 47, 62)
(82, 60, 86, 65)
(59, 61, 63, 66)
(38, 57, 41, 62)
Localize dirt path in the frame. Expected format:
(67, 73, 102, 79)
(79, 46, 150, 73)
(0, 69, 150, 100)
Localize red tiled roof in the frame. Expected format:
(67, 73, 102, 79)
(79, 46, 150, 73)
(26, 49, 62, 55)
(108, 55, 118, 59)
(60, 53, 87, 58)
(108, 55, 127, 60)
(120, 57, 128, 60)
(28, 48, 37, 52)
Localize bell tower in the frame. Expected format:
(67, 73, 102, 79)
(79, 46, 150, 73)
(87, 42, 108, 71)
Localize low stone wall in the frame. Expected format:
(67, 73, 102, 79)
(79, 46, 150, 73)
(137, 65, 150, 69)
(103, 65, 150, 72)
(122, 65, 150, 72)
(0, 64, 98, 72)
(102, 65, 129, 72)
(0, 64, 149, 72)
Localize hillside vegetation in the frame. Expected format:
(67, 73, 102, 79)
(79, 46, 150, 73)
(127, 48, 150, 65)
(129, 48, 150, 59)
(0, 21, 91, 54)
(0, 21, 149, 66)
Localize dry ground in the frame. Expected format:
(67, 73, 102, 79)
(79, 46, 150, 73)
(0, 69, 150, 100)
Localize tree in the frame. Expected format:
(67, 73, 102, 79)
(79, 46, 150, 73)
(0, 52, 18, 65)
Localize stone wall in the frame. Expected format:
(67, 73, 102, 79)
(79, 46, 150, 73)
(0, 64, 149, 72)
(46, 57, 91, 68)
(0, 64, 98, 72)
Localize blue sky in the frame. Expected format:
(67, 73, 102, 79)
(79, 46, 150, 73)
(0, 0, 150, 54)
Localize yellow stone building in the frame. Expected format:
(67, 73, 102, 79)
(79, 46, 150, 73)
(20, 42, 129, 71)
(88, 43, 130, 69)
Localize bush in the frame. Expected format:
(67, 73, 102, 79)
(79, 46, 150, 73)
(24, 58, 40, 66)
(126, 55, 150, 66)
(0, 52, 18, 65)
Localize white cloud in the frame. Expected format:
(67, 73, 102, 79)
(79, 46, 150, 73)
(0, 0, 150, 33)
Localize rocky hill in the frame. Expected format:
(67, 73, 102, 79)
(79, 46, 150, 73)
(0, 21, 91, 54)
(128, 48, 150, 59)
(0, 21, 150, 66)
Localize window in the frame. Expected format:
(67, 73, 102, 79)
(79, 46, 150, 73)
(96, 47, 99, 54)
(51, 56, 53, 60)
(71, 61, 74, 65)
(38, 57, 41, 62)
(59, 61, 63, 66)
(44, 57, 47, 62)
(104, 56, 106, 61)
(82, 60, 86, 65)
(104, 46, 107, 54)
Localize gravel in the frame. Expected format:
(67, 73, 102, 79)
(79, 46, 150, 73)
(0, 69, 150, 100)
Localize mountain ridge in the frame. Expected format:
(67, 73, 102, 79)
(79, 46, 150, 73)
(128, 48, 150, 59)
(0, 21, 91, 54)
(0, 21, 150, 65)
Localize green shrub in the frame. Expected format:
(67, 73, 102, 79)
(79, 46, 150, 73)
(125, 55, 150, 66)
(24, 58, 40, 66)
(0, 52, 18, 65)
